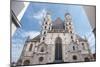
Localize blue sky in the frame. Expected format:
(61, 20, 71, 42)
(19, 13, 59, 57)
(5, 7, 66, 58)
(12, 2, 95, 62)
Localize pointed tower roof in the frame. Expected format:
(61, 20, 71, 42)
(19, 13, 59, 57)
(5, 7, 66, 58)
(52, 17, 64, 29)
(54, 17, 63, 24)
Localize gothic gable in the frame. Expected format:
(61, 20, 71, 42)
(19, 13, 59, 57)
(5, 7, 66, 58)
(37, 42, 47, 53)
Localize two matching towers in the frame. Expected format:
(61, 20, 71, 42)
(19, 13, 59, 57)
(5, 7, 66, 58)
(41, 12, 74, 43)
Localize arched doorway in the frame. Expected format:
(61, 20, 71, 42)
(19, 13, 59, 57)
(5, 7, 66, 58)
(84, 57, 90, 62)
(55, 37, 63, 63)
(39, 57, 44, 62)
(73, 55, 77, 60)
(23, 60, 30, 66)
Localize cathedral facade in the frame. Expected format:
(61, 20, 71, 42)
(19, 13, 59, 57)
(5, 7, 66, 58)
(17, 13, 93, 66)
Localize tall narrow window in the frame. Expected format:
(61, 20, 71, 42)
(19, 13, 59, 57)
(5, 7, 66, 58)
(82, 43, 85, 49)
(82, 43, 84, 45)
(71, 35, 73, 39)
(39, 57, 44, 62)
(40, 47, 44, 52)
(45, 26, 46, 29)
(49, 27, 50, 30)
(69, 26, 71, 29)
(43, 37, 45, 40)
(70, 31, 72, 33)
(69, 22, 71, 25)
(73, 46, 75, 50)
(29, 44, 33, 51)
(55, 37, 62, 61)
(45, 22, 47, 24)
(44, 31, 46, 35)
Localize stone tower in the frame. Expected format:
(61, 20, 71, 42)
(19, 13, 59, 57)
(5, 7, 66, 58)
(40, 12, 52, 43)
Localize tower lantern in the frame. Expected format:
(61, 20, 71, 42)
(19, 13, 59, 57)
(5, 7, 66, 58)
(64, 13, 74, 33)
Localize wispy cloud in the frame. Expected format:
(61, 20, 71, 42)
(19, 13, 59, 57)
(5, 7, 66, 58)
(33, 8, 47, 25)
(85, 32, 95, 53)
(14, 29, 40, 38)
(23, 31, 40, 39)
(12, 29, 40, 62)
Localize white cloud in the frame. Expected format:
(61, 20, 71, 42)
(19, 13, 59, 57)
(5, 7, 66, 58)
(24, 31, 40, 39)
(12, 43, 24, 62)
(85, 32, 95, 53)
(15, 29, 40, 39)
(33, 8, 47, 25)
(12, 39, 23, 44)
(12, 29, 40, 62)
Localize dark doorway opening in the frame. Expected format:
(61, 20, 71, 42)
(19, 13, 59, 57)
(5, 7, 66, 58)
(23, 60, 30, 66)
(84, 57, 90, 62)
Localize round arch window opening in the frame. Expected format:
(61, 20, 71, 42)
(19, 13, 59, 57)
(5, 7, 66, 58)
(73, 55, 77, 60)
(39, 57, 44, 62)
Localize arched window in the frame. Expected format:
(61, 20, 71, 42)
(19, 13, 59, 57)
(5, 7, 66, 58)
(73, 46, 75, 50)
(43, 37, 45, 40)
(45, 26, 46, 29)
(40, 47, 44, 52)
(82, 43, 85, 49)
(73, 55, 77, 60)
(23, 60, 30, 66)
(49, 27, 50, 30)
(39, 57, 44, 62)
(69, 26, 71, 29)
(45, 22, 47, 24)
(29, 44, 33, 51)
(82, 43, 84, 45)
(71, 35, 73, 39)
(70, 31, 72, 33)
(44, 31, 46, 35)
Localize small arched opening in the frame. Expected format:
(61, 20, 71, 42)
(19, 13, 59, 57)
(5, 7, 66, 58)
(84, 57, 90, 62)
(23, 60, 30, 66)
(39, 57, 44, 62)
(73, 55, 77, 60)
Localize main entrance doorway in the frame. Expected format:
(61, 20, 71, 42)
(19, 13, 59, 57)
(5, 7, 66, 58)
(55, 37, 63, 63)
